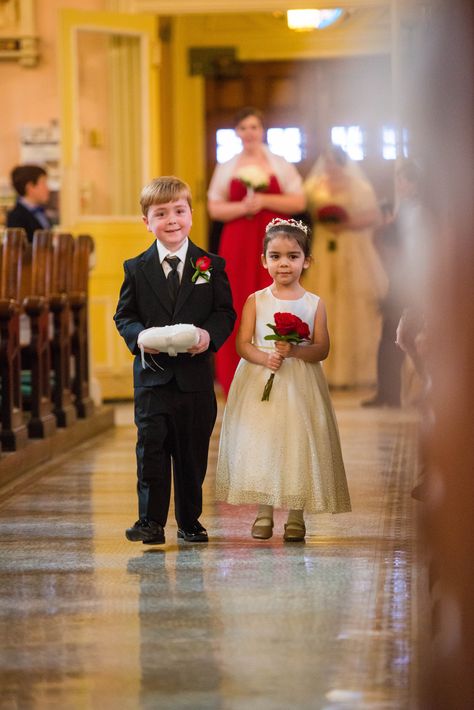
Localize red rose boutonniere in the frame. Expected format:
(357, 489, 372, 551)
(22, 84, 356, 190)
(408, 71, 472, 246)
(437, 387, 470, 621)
(191, 255, 212, 283)
(261, 312, 311, 401)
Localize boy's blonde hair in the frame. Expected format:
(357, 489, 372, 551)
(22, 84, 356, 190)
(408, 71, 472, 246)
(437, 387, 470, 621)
(140, 176, 192, 216)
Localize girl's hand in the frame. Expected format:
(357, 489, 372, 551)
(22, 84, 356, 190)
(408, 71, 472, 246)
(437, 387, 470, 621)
(275, 341, 293, 359)
(143, 347, 160, 354)
(266, 350, 283, 372)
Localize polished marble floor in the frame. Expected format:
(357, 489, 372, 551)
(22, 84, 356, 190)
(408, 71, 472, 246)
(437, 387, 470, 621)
(0, 391, 424, 710)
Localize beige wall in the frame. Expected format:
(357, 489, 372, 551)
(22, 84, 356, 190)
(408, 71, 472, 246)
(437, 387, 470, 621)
(0, 0, 105, 194)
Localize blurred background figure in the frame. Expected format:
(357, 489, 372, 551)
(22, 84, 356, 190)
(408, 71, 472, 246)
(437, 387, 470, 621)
(6, 164, 52, 242)
(395, 159, 431, 408)
(207, 106, 305, 395)
(304, 145, 386, 389)
(363, 159, 424, 408)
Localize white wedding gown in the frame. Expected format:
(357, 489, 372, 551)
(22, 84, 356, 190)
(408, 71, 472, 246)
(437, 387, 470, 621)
(304, 177, 388, 388)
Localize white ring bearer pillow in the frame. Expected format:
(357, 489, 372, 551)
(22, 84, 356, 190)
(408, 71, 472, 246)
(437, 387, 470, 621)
(137, 324, 199, 367)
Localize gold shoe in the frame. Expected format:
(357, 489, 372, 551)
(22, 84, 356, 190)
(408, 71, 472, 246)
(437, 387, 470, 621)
(283, 521, 306, 542)
(251, 517, 274, 540)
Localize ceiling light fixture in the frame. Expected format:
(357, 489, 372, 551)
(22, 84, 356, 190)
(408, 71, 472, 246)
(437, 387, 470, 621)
(286, 9, 344, 31)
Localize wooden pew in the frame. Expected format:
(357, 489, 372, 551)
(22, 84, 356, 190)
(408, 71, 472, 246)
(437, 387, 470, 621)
(70, 234, 94, 418)
(0, 229, 28, 450)
(50, 233, 77, 427)
(20, 230, 57, 438)
(0, 229, 95, 451)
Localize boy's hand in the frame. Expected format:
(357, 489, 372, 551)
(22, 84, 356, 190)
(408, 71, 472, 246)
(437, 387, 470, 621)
(188, 328, 210, 355)
(275, 341, 293, 358)
(142, 347, 160, 354)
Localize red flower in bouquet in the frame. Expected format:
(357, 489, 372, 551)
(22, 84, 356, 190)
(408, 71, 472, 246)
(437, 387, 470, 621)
(261, 312, 311, 401)
(316, 205, 349, 224)
(273, 312, 311, 339)
(191, 255, 212, 283)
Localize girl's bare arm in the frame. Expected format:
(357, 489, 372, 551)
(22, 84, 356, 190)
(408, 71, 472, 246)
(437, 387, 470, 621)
(236, 295, 283, 372)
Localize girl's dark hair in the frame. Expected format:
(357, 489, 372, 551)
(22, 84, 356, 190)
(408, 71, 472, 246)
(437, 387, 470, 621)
(263, 219, 311, 258)
(233, 106, 264, 128)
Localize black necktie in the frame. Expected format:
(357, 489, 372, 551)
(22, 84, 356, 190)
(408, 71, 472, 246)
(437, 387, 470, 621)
(164, 256, 180, 306)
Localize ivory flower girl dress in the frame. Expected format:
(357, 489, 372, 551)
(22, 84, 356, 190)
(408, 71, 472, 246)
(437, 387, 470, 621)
(216, 286, 351, 514)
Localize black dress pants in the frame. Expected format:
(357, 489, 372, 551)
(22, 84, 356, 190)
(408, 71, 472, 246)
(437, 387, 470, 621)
(134, 380, 217, 528)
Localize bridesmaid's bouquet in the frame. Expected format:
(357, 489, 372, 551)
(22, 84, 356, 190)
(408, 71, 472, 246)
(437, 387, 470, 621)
(316, 204, 349, 251)
(316, 204, 349, 224)
(261, 312, 311, 401)
(236, 165, 269, 193)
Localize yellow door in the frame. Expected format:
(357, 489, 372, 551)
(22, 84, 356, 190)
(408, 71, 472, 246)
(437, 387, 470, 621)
(59, 9, 160, 399)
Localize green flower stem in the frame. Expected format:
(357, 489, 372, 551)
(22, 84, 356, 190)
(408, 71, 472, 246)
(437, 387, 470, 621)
(261, 373, 275, 402)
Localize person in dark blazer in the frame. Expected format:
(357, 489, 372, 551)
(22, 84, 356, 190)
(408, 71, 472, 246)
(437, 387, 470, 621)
(6, 164, 52, 242)
(114, 176, 236, 545)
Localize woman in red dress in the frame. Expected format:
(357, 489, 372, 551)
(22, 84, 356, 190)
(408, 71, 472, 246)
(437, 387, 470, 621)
(208, 107, 305, 395)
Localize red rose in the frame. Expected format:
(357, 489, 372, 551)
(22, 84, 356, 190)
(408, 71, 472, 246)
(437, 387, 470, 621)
(274, 312, 309, 337)
(191, 255, 213, 283)
(317, 205, 348, 224)
(295, 320, 310, 339)
(261, 311, 311, 401)
(274, 312, 302, 336)
(196, 256, 211, 272)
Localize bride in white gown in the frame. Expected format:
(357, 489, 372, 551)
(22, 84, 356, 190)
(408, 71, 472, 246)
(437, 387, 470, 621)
(304, 146, 388, 388)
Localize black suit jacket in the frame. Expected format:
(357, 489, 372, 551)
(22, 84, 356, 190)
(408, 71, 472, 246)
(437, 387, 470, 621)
(6, 201, 50, 243)
(113, 239, 236, 392)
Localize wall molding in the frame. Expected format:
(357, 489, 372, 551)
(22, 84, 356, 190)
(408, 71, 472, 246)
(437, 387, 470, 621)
(0, 0, 38, 66)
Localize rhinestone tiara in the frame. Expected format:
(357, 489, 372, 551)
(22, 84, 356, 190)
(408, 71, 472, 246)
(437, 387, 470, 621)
(265, 217, 309, 235)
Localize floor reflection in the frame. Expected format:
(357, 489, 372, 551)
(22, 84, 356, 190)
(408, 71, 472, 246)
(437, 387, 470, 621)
(0, 392, 421, 709)
(127, 547, 222, 710)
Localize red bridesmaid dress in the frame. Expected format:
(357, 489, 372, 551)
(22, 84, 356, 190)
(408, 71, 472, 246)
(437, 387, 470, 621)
(215, 175, 291, 395)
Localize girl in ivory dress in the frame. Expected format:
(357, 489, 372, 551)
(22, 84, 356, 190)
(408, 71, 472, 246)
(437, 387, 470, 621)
(216, 218, 351, 542)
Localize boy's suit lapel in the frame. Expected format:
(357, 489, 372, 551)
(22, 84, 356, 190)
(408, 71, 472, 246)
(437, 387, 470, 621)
(139, 243, 174, 316)
(173, 242, 202, 316)
(138, 241, 206, 319)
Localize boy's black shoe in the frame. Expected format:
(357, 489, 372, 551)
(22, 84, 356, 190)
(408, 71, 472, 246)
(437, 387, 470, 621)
(177, 522, 208, 542)
(126, 519, 165, 544)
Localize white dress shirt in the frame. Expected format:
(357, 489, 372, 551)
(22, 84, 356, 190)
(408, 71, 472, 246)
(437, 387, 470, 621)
(155, 237, 189, 282)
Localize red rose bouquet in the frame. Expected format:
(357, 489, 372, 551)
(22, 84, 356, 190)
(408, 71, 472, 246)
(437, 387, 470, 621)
(261, 312, 311, 401)
(316, 204, 349, 224)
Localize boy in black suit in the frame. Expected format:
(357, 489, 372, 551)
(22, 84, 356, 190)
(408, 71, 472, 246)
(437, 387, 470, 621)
(114, 176, 236, 545)
(7, 164, 52, 242)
